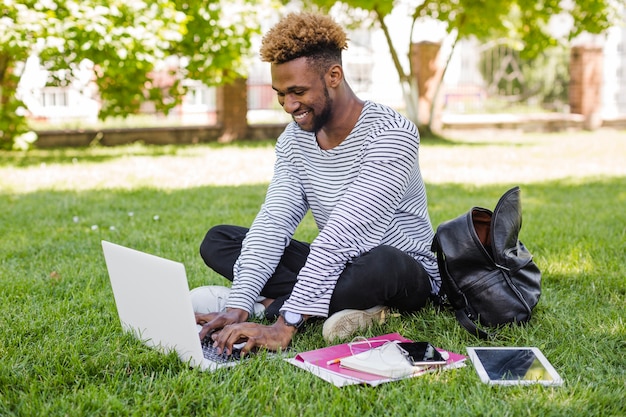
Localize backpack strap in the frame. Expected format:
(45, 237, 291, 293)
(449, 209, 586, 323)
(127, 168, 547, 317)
(433, 233, 495, 340)
(454, 308, 492, 339)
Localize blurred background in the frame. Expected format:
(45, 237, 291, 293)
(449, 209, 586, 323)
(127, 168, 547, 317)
(2, 0, 625, 149)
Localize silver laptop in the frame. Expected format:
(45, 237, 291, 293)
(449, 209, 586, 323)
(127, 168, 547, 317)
(101, 240, 245, 372)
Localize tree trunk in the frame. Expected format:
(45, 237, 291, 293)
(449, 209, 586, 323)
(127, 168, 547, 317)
(410, 41, 444, 131)
(0, 54, 28, 149)
(569, 45, 603, 130)
(215, 77, 248, 142)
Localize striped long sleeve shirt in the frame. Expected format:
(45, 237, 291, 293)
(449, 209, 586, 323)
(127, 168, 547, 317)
(226, 101, 440, 318)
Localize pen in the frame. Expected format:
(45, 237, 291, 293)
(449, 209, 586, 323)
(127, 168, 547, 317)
(326, 357, 347, 366)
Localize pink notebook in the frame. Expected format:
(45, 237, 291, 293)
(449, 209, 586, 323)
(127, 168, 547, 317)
(286, 333, 466, 387)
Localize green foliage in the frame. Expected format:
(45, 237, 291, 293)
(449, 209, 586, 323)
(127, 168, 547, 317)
(0, 1, 42, 150)
(309, 0, 621, 126)
(412, 0, 518, 41)
(324, 0, 621, 49)
(0, 69, 29, 151)
(173, 1, 260, 84)
(0, 0, 267, 148)
(569, 0, 619, 38)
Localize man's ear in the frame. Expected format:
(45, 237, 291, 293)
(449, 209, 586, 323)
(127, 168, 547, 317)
(325, 64, 343, 88)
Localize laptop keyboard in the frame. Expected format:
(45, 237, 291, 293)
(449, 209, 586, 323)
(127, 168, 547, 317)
(201, 339, 244, 363)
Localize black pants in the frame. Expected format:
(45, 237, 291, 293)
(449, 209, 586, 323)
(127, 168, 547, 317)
(199, 225, 432, 318)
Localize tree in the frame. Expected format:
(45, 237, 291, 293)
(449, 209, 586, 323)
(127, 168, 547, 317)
(309, 0, 621, 133)
(0, 0, 266, 150)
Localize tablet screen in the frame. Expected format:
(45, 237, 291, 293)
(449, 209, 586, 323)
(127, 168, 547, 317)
(467, 347, 563, 386)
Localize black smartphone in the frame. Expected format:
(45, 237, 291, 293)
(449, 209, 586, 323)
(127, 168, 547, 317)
(397, 342, 447, 366)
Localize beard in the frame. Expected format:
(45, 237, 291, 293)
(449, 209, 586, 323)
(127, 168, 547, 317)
(310, 84, 332, 133)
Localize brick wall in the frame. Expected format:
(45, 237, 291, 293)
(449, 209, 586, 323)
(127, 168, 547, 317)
(570, 45, 603, 129)
(34, 124, 288, 148)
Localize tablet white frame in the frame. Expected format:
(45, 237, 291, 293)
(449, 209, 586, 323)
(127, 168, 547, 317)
(466, 347, 563, 386)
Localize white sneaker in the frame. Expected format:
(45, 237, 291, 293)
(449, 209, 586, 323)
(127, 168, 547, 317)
(189, 285, 265, 318)
(322, 305, 389, 342)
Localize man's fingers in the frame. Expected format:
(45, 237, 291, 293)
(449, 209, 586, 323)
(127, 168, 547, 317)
(213, 323, 258, 354)
(214, 323, 245, 355)
(195, 312, 218, 324)
(198, 323, 215, 340)
(240, 336, 259, 356)
(197, 312, 237, 342)
(195, 313, 206, 324)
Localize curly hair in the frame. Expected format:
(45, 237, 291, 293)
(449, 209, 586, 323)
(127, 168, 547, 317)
(260, 12, 348, 73)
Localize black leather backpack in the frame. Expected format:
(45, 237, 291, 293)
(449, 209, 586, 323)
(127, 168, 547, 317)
(431, 186, 542, 338)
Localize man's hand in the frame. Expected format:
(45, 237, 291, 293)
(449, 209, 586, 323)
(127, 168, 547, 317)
(211, 316, 297, 356)
(196, 308, 249, 341)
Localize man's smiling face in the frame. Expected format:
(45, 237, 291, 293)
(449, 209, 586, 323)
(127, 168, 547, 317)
(271, 57, 333, 134)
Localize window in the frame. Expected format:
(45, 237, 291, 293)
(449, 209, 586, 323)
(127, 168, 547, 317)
(40, 88, 69, 108)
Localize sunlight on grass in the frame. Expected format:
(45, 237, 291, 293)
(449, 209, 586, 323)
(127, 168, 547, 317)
(605, 316, 625, 337)
(544, 245, 595, 276)
(1, 130, 625, 193)
(0, 142, 277, 193)
(422, 129, 626, 185)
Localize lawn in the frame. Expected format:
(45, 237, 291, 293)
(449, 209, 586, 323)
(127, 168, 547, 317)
(1, 129, 625, 416)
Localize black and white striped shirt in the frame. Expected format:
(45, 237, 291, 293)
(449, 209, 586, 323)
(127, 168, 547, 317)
(227, 101, 440, 317)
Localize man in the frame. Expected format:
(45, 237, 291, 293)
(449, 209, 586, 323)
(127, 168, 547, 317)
(194, 12, 440, 355)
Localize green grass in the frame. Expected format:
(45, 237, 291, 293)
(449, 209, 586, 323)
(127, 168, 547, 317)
(1, 132, 625, 416)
